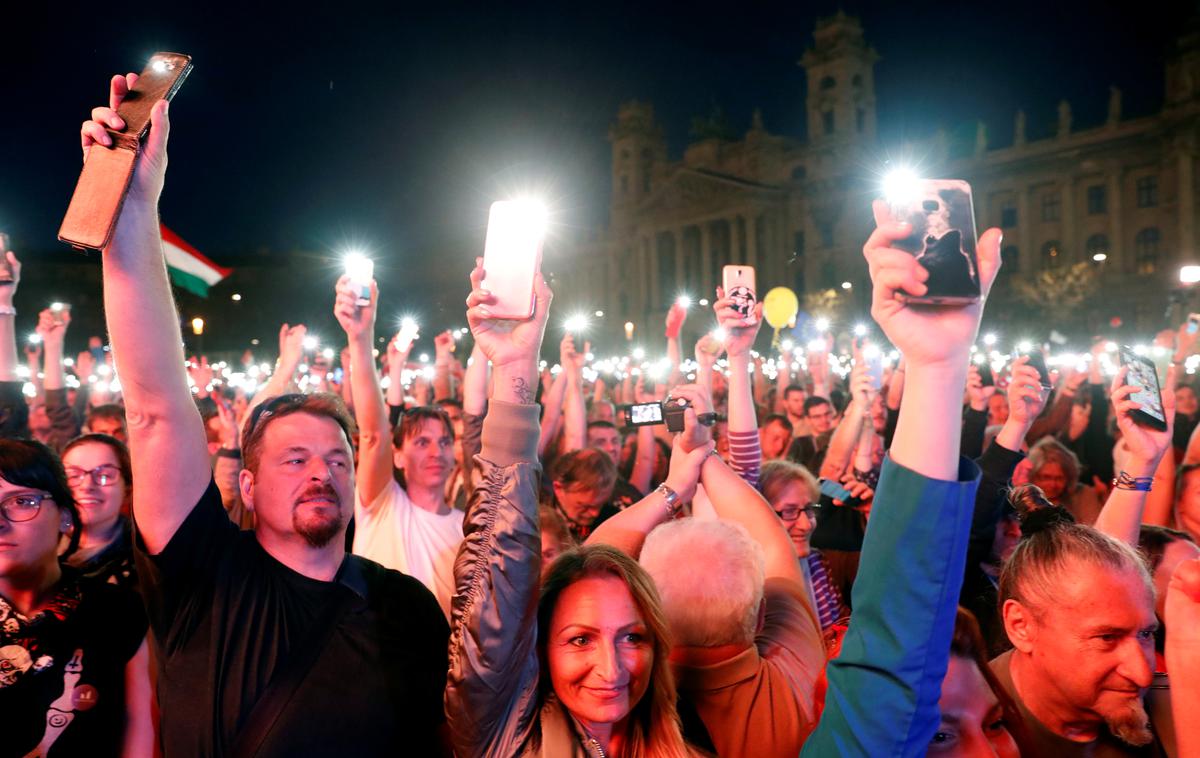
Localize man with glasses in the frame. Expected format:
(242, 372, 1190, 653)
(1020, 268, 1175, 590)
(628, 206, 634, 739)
(83, 74, 447, 755)
(788, 397, 838, 473)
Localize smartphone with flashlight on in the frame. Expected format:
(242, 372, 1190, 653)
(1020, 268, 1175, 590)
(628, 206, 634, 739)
(722, 265, 756, 319)
(1119, 346, 1168, 431)
(344, 254, 373, 307)
(886, 178, 981, 304)
(481, 200, 546, 321)
(50, 302, 70, 326)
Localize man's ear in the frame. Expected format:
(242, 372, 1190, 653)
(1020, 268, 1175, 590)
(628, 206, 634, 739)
(1002, 599, 1038, 653)
(393, 447, 405, 470)
(239, 468, 256, 514)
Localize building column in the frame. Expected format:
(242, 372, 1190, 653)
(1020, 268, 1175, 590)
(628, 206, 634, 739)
(647, 235, 659, 310)
(674, 226, 686, 293)
(1108, 171, 1124, 273)
(1061, 178, 1076, 262)
(700, 221, 713, 295)
(1017, 188, 1033, 272)
(746, 213, 758, 270)
(1180, 150, 1196, 260)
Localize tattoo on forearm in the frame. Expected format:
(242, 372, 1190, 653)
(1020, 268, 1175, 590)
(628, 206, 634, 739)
(513, 377, 534, 405)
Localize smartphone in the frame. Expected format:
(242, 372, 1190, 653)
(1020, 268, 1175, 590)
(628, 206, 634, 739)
(1015, 350, 1052, 390)
(50, 303, 70, 326)
(888, 179, 980, 304)
(59, 53, 194, 251)
(977, 360, 995, 387)
(1119, 347, 1168, 431)
(722, 265, 757, 319)
(481, 200, 546, 320)
(862, 348, 884, 392)
(1188, 313, 1200, 335)
(0, 233, 11, 283)
(622, 402, 663, 427)
(818, 478, 862, 508)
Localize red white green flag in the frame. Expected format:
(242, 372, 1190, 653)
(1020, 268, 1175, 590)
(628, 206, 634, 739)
(161, 224, 231, 297)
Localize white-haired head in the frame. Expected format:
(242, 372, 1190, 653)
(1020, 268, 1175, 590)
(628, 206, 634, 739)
(640, 517, 765, 648)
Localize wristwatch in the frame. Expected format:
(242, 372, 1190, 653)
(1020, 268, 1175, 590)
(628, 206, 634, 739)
(655, 482, 681, 515)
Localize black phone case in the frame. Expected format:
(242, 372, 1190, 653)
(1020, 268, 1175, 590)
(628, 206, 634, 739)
(1119, 349, 1169, 432)
(59, 53, 193, 251)
(889, 179, 981, 304)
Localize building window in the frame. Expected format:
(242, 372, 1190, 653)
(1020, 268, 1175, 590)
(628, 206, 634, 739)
(856, 108, 865, 133)
(1041, 192, 1061, 222)
(1041, 240, 1062, 269)
(1085, 233, 1109, 261)
(1136, 175, 1158, 208)
(1001, 245, 1020, 272)
(822, 111, 835, 135)
(1000, 203, 1018, 228)
(1135, 227, 1160, 273)
(820, 75, 836, 90)
(1087, 185, 1106, 214)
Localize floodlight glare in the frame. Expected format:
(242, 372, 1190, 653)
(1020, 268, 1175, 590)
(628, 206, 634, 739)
(882, 168, 922, 205)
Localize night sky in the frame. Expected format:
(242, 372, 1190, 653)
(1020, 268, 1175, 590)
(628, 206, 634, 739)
(1, 1, 1194, 345)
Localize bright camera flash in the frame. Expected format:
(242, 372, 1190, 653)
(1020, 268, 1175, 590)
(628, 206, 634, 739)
(322, 348, 334, 360)
(853, 324, 867, 337)
(983, 333, 997, 346)
(564, 314, 590, 333)
(712, 327, 727, 342)
(50, 302, 64, 312)
(632, 347, 645, 360)
(344, 252, 374, 305)
(27, 333, 41, 344)
(1017, 340, 1032, 353)
(781, 338, 794, 351)
(676, 295, 692, 309)
(882, 168, 921, 205)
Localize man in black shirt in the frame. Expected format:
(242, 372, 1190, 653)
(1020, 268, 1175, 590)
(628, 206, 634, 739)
(83, 72, 448, 755)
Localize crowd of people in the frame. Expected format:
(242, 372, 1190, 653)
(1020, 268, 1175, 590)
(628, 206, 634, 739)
(3, 71, 1200, 758)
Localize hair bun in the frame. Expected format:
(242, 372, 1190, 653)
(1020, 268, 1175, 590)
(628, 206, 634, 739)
(1019, 505, 1076, 539)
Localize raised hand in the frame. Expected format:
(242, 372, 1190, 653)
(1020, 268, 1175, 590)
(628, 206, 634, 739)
(665, 301, 687, 339)
(35, 308, 70, 347)
(214, 397, 240, 450)
(186, 356, 214, 394)
(81, 74, 170, 206)
(0, 252, 21, 308)
(278, 323, 308, 370)
(465, 257, 552, 404)
(865, 199, 1002, 369)
(714, 286, 763, 359)
(965, 364, 994, 411)
(434, 330, 455, 361)
(666, 383, 715, 453)
(334, 274, 377, 341)
(664, 436, 713, 504)
(1006, 356, 1049, 428)
(561, 333, 589, 374)
(1110, 364, 1175, 473)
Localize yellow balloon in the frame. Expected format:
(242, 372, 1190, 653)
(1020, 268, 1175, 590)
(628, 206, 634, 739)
(762, 287, 799, 329)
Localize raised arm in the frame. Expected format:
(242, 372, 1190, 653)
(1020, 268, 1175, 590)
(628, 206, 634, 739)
(446, 257, 551, 758)
(803, 199, 1001, 755)
(1093, 365, 1175, 546)
(715, 290, 764, 485)
(665, 301, 686, 386)
(561, 333, 587, 453)
(1165, 557, 1200, 758)
(537, 364, 567, 458)
(433, 330, 456, 401)
(334, 275, 392, 508)
(819, 362, 871, 480)
(88, 75, 210, 553)
(250, 322, 307, 414)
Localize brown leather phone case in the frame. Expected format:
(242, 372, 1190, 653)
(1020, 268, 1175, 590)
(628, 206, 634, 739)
(58, 53, 193, 251)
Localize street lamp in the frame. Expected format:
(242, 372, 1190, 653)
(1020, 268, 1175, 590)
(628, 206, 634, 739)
(191, 317, 205, 336)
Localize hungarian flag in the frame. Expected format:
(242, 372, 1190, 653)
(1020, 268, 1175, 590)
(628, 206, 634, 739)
(161, 225, 231, 297)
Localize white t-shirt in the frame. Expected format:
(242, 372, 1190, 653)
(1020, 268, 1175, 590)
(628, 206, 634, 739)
(353, 479, 464, 620)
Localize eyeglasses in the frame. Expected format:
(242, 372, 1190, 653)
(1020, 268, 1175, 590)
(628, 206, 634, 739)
(64, 465, 122, 487)
(244, 393, 308, 441)
(0, 492, 54, 523)
(775, 504, 819, 521)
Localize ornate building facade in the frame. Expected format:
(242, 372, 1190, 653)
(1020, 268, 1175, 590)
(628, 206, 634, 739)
(548, 12, 1200, 345)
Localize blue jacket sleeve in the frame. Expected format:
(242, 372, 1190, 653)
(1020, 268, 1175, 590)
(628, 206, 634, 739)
(802, 455, 981, 757)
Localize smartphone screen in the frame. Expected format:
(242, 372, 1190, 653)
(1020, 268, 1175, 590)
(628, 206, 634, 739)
(722, 265, 756, 318)
(1120, 347, 1167, 429)
(818, 478, 852, 502)
(888, 179, 980, 304)
(863, 349, 884, 391)
(481, 200, 546, 320)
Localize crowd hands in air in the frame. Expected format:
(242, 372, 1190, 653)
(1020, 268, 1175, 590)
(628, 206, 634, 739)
(3, 71, 1200, 758)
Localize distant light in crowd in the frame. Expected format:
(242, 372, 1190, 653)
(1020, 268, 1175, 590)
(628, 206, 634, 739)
(50, 302, 64, 312)
(815, 317, 830, 332)
(624, 321, 635, 340)
(676, 295, 692, 309)
(191, 317, 205, 336)
(882, 167, 921, 205)
(712, 328, 727, 342)
(808, 338, 826, 352)
(251, 338, 260, 346)
(27, 333, 40, 344)
(1091, 253, 1107, 262)
(1182, 265, 1200, 284)
(322, 348, 334, 360)
(564, 313, 590, 333)
(63, 358, 74, 367)
(841, 281, 853, 290)
(1017, 340, 1032, 353)
(853, 324, 867, 337)
(781, 338, 794, 351)
(231, 293, 242, 301)
(419, 353, 429, 363)
(633, 347, 645, 360)
(303, 336, 318, 351)
(983, 333, 997, 346)
(699, 298, 709, 306)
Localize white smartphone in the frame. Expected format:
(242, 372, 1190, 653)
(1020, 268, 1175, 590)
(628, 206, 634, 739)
(481, 200, 546, 321)
(722, 265, 756, 319)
